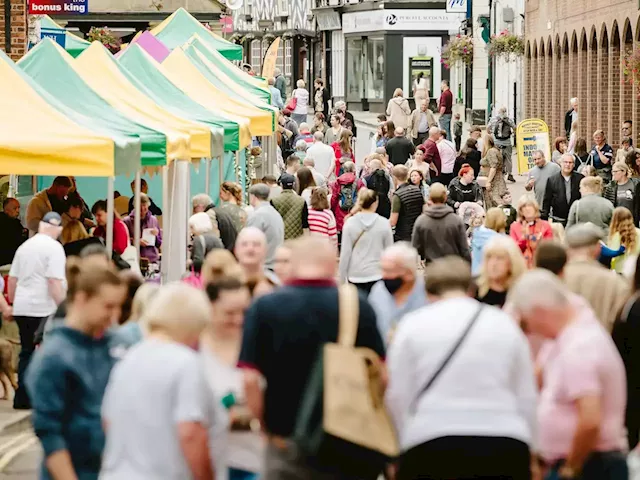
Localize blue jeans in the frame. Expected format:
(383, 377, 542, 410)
(545, 451, 627, 480)
(229, 467, 258, 480)
(439, 113, 452, 141)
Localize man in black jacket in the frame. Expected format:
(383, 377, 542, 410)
(564, 97, 578, 139)
(0, 198, 27, 266)
(542, 153, 583, 226)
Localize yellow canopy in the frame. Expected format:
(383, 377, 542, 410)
(0, 50, 115, 176)
(162, 48, 274, 136)
(75, 42, 212, 161)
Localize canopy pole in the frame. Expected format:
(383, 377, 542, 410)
(106, 177, 115, 259)
(235, 151, 240, 183)
(161, 166, 169, 284)
(270, 133, 277, 176)
(205, 158, 212, 196)
(8, 175, 17, 198)
(134, 171, 141, 261)
(219, 156, 224, 188)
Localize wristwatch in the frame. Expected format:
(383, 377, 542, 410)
(558, 464, 577, 479)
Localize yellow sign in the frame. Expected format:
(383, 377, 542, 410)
(261, 37, 281, 80)
(516, 118, 551, 174)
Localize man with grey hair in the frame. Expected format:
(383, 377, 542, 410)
(294, 139, 309, 162)
(294, 123, 314, 146)
(565, 97, 578, 139)
(307, 131, 335, 180)
(386, 127, 416, 166)
(563, 223, 629, 331)
(302, 157, 326, 187)
(191, 193, 237, 251)
(274, 67, 286, 102)
(334, 100, 357, 137)
(246, 183, 284, 269)
(541, 153, 583, 226)
(488, 106, 516, 183)
(509, 268, 627, 480)
(410, 99, 437, 146)
(525, 149, 560, 208)
(268, 77, 283, 109)
(368, 242, 427, 344)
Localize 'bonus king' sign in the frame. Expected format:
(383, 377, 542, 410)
(29, 0, 88, 15)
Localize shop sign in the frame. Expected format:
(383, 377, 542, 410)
(40, 27, 66, 47)
(316, 11, 342, 31)
(342, 9, 464, 34)
(29, 0, 88, 15)
(446, 0, 467, 14)
(516, 119, 551, 174)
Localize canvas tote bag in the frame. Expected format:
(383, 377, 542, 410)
(294, 284, 399, 476)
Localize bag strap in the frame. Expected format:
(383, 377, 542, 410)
(338, 284, 359, 347)
(345, 228, 367, 278)
(410, 304, 484, 414)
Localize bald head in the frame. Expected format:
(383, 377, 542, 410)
(395, 127, 405, 137)
(3, 198, 19, 218)
(290, 237, 337, 279)
(235, 226, 267, 268)
(313, 131, 324, 142)
(303, 157, 315, 168)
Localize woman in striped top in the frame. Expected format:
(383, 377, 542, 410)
(308, 187, 338, 249)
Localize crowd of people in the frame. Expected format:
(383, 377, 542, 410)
(2, 79, 640, 480)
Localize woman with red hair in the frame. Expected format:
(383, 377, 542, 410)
(446, 163, 483, 212)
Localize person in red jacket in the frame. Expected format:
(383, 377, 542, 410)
(91, 200, 130, 255)
(330, 161, 365, 246)
(331, 129, 355, 177)
(509, 195, 553, 268)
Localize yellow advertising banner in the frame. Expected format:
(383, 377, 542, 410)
(516, 118, 551, 174)
(261, 37, 281, 80)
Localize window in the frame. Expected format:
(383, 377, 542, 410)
(366, 37, 384, 100)
(285, 39, 292, 77)
(276, 40, 285, 74)
(346, 37, 363, 101)
(251, 40, 262, 71)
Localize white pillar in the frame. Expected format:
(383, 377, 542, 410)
(161, 165, 170, 284)
(106, 176, 115, 258)
(133, 171, 141, 261)
(7, 175, 17, 198)
(163, 160, 189, 283)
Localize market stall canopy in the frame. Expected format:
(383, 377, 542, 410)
(162, 48, 275, 136)
(116, 31, 170, 63)
(40, 15, 90, 58)
(118, 44, 248, 151)
(185, 35, 271, 104)
(151, 8, 242, 61)
(0, 49, 118, 176)
(20, 39, 167, 168)
(75, 42, 213, 161)
(188, 34, 268, 90)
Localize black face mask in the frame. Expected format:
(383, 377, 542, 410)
(383, 277, 404, 294)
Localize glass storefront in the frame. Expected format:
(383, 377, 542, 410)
(346, 36, 385, 102)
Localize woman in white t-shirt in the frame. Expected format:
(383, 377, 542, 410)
(290, 79, 310, 127)
(201, 277, 264, 480)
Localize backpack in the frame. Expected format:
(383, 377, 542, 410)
(493, 118, 512, 141)
(576, 153, 593, 174)
(339, 180, 358, 211)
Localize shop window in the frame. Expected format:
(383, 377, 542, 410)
(366, 37, 384, 100)
(251, 40, 262, 71)
(285, 39, 292, 77)
(346, 37, 363, 102)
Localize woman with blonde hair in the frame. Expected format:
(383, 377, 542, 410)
(608, 207, 640, 273)
(289, 79, 309, 126)
(219, 181, 247, 231)
(201, 249, 245, 286)
(567, 176, 614, 235)
(61, 219, 104, 257)
(604, 160, 640, 225)
(471, 207, 507, 276)
(386, 88, 411, 130)
(476, 235, 527, 307)
(509, 195, 553, 268)
(479, 135, 507, 208)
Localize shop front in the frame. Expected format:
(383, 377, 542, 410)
(341, 8, 464, 113)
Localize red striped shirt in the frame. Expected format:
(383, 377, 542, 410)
(308, 209, 338, 247)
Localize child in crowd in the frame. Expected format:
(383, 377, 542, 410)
(499, 191, 517, 234)
(453, 113, 463, 152)
(466, 212, 485, 245)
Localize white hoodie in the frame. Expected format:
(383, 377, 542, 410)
(292, 88, 309, 115)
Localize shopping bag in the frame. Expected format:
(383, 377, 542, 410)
(294, 284, 398, 476)
(285, 97, 297, 111)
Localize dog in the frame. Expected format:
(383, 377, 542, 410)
(0, 338, 18, 400)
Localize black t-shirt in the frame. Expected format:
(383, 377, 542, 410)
(477, 288, 507, 308)
(47, 192, 68, 215)
(239, 280, 385, 437)
(386, 137, 416, 166)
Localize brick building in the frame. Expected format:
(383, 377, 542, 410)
(0, 0, 27, 60)
(524, 0, 640, 148)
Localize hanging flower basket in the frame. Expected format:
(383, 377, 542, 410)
(263, 33, 276, 43)
(623, 47, 640, 92)
(440, 34, 473, 69)
(487, 30, 524, 60)
(229, 33, 242, 44)
(87, 26, 121, 54)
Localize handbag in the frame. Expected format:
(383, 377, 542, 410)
(286, 96, 298, 111)
(294, 284, 398, 477)
(410, 305, 483, 414)
(183, 236, 206, 289)
(476, 175, 489, 188)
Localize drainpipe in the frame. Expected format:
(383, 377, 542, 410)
(4, 0, 11, 55)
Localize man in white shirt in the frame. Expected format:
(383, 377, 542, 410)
(436, 129, 458, 187)
(302, 157, 327, 188)
(8, 212, 66, 409)
(306, 131, 336, 181)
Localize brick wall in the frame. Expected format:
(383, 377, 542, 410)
(524, 0, 640, 148)
(0, 0, 27, 61)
